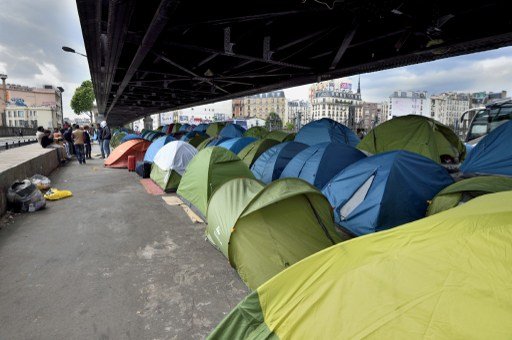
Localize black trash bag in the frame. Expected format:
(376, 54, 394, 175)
(135, 161, 152, 178)
(6, 179, 46, 213)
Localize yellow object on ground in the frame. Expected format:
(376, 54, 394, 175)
(44, 188, 73, 201)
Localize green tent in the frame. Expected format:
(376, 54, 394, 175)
(206, 177, 345, 290)
(244, 126, 268, 139)
(265, 130, 295, 142)
(237, 138, 279, 167)
(110, 131, 127, 149)
(187, 133, 208, 148)
(358, 115, 466, 164)
(196, 136, 215, 151)
(171, 123, 182, 134)
(206, 122, 226, 137)
(209, 190, 512, 339)
(427, 176, 512, 216)
(176, 147, 255, 216)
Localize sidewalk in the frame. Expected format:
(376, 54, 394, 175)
(0, 146, 248, 339)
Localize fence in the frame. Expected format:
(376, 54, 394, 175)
(0, 138, 38, 151)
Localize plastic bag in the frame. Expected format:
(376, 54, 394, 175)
(30, 174, 51, 190)
(7, 180, 46, 213)
(44, 188, 73, 201)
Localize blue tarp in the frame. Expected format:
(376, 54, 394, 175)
(180, 131, 206, 142)
(295, 118, 360, 146)
(121, 134, 143, 143)
(143, 135, 176, 163)
(219, 124, 246, 139)
(218, 137, 257, 155)
(251, 141, 308, 184)
(322, 150, 453, 236)
(193, 123, 209, 133)
(460, 120, 512, 176)
(280, 142, 366, 189)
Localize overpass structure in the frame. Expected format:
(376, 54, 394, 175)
(77, 0, 512, 125)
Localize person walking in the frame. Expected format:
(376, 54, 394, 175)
(72, 125, 86, 164)
(83, 125, 92, 159)
(96, 123, 104, 158)
(63, 124, 75, 155)
(100, 121, 111, 158)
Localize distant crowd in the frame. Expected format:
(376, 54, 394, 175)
(36, 121, 112, 164)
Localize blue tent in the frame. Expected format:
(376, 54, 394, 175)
(280, 143, 367, 189)
(251, 141, 308, 184)
(208, 137, 232, 147)
(322, 150, 453, 236)
(193, 123, 209, 133)
(460, 121, 512, 176)
(295, 118, 360, 146)
(143, 135, 176, 163)
(121, 134, 143, 143)
(160, 125, 169, 133)
(218, 137, 257, 154)
(179, 123, 191, 132)
(219, 124, 246, 138)
(180, 131, 205, 142)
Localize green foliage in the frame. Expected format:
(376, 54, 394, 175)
(285, 122, 295, 131)
(265, 112, 283, 131)
(70, 80, 95, 117)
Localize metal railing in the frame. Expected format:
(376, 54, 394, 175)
(0, 138, 38, 151)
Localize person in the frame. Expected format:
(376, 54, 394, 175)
(53, 128, 62, 142)
(19, 129, 23, 138)
(100, 121, 111, 158)
(63, 124, 74, 155)
(96, 123, 104, 158)
(40, 130, 66, 162)
(36, 126, 45, 144)
(72, 125, 86, 164)
(40, 129, 54, 148)
(83, 125, 92, 159)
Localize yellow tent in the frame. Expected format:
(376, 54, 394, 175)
(209, 190, 512, 339)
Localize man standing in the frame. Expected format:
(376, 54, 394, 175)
(100, 121, 111, 158)
(96, 123, 104, 158)
(63, 123, 74, 155)
(72, 125, 86, 164)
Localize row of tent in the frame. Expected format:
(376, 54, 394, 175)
(103, 117, 512, 337)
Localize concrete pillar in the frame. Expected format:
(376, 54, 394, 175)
(0, 74, 7, 127)
(143, 116, 153, 130)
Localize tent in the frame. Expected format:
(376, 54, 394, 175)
(170, 123, 182, 134)
(206, 178, 345, 290)
(187, 133, 208, 148)
(265, 130, 295, 142)
(280, 143, 366, 189)
(143, 135, 175, 163)
(244, 126, 268, 139)
(358, 115, 466, 164)
(209, 191, 512, 340)
(120, 133, 142, 143)
(427, 175, 512, 215)
(218, 137, 257, 154)
(196, 136, 216, 151)
(322, 150, 453, 236)
(193, 123, 209, 133)
(110, 131, 127, 149)
(237, 138, 279, 168)
(295, 118, 360, 146)
(176, 146, 255, 216)
(160, 125, 168, 133)
(219, 123, 246, 138)
(251, 142, 308, 184)
(104, 139, 151, 168)
(163, 124, 175, 135)
(150, 141, 198, 192)
(208, 137, 231, 147)
(178, 123, 191, 132)
(206, 122, 226, 137)
(460, 120, 512, 176)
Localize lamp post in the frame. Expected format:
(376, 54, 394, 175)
(62, 46, 87, 58)
(57, 86, 64, 127)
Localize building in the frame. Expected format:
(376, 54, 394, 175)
(232, 118, 266, 129)
(470, 91, 509, 108)
(388, 90, 430, 119)
(286, 100, 310, 131)
(310, 80, 363, 128)
(360, 102, 383, 131)
(233, 91, 286, 122)
(378, 101, 389, 126)
(430, 92, 470, 129)
(1, 82, 64, 128)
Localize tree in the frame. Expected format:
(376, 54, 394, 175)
(70, 80, 95, 123)
(265, 112, 282, 131)
(285, 122, 295, 131)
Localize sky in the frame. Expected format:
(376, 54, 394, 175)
(1, 0, 512, 121)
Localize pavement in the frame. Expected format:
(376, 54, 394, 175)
(0, 145, 248, 339)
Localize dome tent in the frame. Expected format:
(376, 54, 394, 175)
(120, 133, 143, 143)
(322, 150, 453, 236)
(427, 175, 512, 216)
(178, 123, 191, 132)
(358, 115, 466, 164)
(244, 126, 268, 139)
(218, 137, 257, 154)
(237, 138, 279, 167)
(251, 142, 308, 184)
(295, 118, 360, 146)
(219, 123, 246, 138)
(104, 139, 151, 168)
(206, 178, 345, 290)
(143, 135, 176, 163)
(193, 123, 209, 133)
(280, 142, 366, 189)
(209, 191, 512, 340)
(150, 141, 198, 192)
(110, 131, 127, 149)
(177, 147, 255, 216)
(206, 122, 226, 137)
(460, 120, 512, 176)
(265, 130, 295, 142)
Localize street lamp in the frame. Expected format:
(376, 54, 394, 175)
(62, 46, 87, 58)
(57, 86, 64, 127)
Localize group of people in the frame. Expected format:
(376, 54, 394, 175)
(36, 121, 112, 164)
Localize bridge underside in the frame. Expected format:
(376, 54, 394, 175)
(77, 0, 512, 125)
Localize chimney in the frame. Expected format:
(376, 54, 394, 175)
(0, 74, 7, 127)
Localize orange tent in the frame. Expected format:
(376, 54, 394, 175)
(104, 139, 151, 168)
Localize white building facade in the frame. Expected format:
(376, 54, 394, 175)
(430, 92, 470, 128)
(5, 105, 57, 128)
(388, 91, 430, 119)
